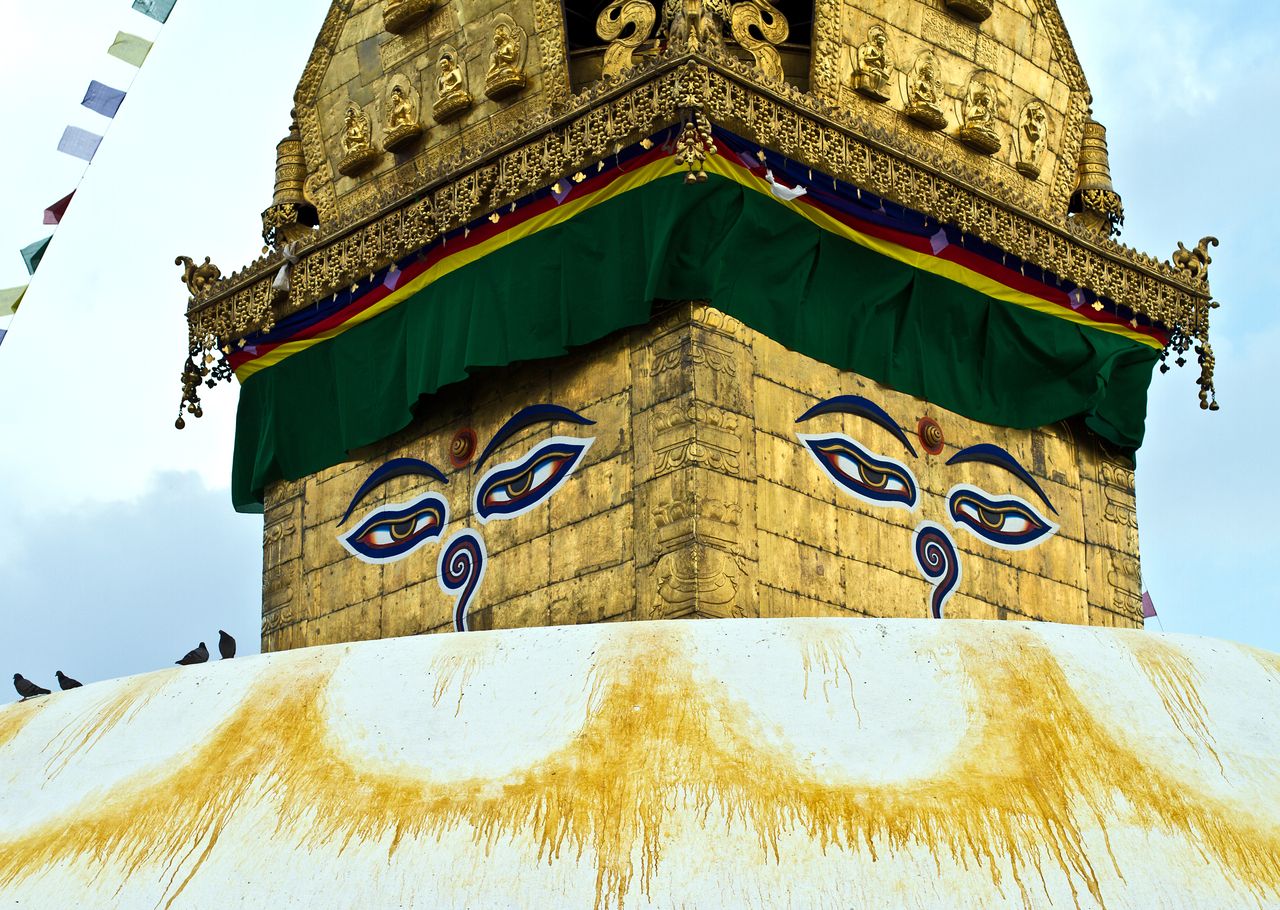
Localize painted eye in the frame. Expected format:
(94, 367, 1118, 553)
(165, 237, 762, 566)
(474, 435, 595, 523)
(339, 492, 449, 563)
(797, 433, 918, 510)
(947, 484, 1057, 550)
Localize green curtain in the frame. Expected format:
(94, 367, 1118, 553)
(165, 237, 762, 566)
(232, 172, 1157, 510)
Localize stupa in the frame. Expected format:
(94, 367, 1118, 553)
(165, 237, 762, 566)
(3, 2, 1276, 908)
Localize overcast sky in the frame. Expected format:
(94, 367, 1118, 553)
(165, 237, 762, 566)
(1, 0, 1276, 693)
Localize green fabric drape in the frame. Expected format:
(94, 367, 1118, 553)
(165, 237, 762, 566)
(232, 173, 1157, 511)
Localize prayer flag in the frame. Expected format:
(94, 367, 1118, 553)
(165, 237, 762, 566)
(57, 126, 103, 162)
(0, 285, 26, 316)
(0, 329, 7, 348)
(21, 237, 51, 276)
(82, 80, 127, 118)
(132, 0, 177, 22)
(1141, 590, 1157, 619)
(108, 32, 153, 67)
(44, 192, 74, 225)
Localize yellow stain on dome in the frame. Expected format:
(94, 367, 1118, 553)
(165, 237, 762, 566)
(0, 698, 45, 752)
(0, 631, 1279, 910)
(43, 673, 171, 779)
(1125, 635, 1223, 775)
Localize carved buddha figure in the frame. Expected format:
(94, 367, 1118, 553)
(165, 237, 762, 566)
(1017, 101, 1048, 179)
(958, 73, 1001, 155)
(853, 25, 892, 102)
(485, 16, 528, 99)
(383, 81, 424, 151)
(343, 103, 372, 155)
(905, 51, 947, 130)
(338, 102, 380, 175)
(433, 45, 473, 121)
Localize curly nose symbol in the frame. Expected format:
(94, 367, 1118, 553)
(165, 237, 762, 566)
(912, 522, 961, 619)
(438, 529, 487, 631)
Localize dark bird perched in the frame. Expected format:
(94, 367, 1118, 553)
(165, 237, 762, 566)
(55, 671, 83, 690)
(218, 630, 236, 659)
(13, 674, 50, 700)
(175, 642, 209, 666)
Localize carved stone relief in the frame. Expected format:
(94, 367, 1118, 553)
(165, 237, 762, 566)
(485, 14, 528, 100)
(433, 44, 473, 122)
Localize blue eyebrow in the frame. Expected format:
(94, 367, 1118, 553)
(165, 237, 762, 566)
(946, 444, 1057, 514)
(796, 395, 917, 458)
(341, 458, 448, 523)
(474, 404, 596, 472)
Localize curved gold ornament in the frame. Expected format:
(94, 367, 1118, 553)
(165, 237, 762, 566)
(729, 1, 789, 83)
(597, 0, 658, 79)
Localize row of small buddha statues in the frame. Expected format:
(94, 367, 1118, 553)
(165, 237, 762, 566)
(338, 13, 528, 177)
(851, 25, 1047, 179)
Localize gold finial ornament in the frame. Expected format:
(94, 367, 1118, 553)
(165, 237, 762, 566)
(597, 1, 658, 79)
(852, 25, 893, 102)
(1172, 237, 1219, 282)
(729, 1, 789, 83)
(337, 102, 380, 176)
(261, 115, 319, 247)
(433, 45, 473, 122)
(1016, 100, 1049, 180)
(957, 72, 1001, 155)
(485, 15, 528, 100)
(383, 80, 424, 151)
(905, 50, 947, 130)
(943, 0, 993, 22)
(1070, 118, 1125, 237)
(383, 0, 434, 35)
(175, 255, 222, 304)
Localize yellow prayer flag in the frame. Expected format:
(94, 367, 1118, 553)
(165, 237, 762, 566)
(0, 285, 26, 316)
(108, 32, 153, 67)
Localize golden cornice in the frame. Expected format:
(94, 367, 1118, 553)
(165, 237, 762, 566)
(187, 54, 1214, 403)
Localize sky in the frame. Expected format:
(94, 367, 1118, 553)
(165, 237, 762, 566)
(1, 0, 1277, 693)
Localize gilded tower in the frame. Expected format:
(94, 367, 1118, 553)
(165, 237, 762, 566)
(7, 7, 1280, 908)
(176, 0, 1217, 648)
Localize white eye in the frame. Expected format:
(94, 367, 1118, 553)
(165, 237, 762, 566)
(1002, 514, 1031, 534)
(529, 458, 558, 489)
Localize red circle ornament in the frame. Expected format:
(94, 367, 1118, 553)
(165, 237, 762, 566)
(917, 417, 945, 456)
(449, 428, 478, 468)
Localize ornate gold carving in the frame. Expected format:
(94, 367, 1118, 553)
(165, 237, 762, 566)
(851, 25, 892, 103)
(1172, 237, 1219, 282)
(262, 116, 320, 247)
(597, 1, 658, 80)
(383, 79, 425, 152)
(674, 108, 717, 183)
(943, 0, 993, 22)
(338, 102, 380, 176)
(485, 15, 528, 100)
(383, 0, 434, 35)
(1016, 101, 1048, 180)
(1071, 118, 1124, 237)
(957, 71, 1001, 155)
(433, 45, 473, 122)
(905, 51, 947, 131)
(175, 256, 222, 303)
(664, 0, 725, 53)
(186, 63, 1217, 417)
(652, 546, 743, 617)
(728, 1, 788, 83)
(533, 0, 571, 105)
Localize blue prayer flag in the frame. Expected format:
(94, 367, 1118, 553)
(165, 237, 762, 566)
(0, 329, 8, 348)
(21, 237, 51, 276)
(57, 126, 103, 162)
(132, 0, 177, 23)
(83, 81, 127, 118)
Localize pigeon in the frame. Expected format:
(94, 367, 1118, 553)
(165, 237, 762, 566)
(13, 674, 50, 700)
(175, 642, 209, 666)
(218, 630, 236, 660)
(55, 671, 83, 690)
